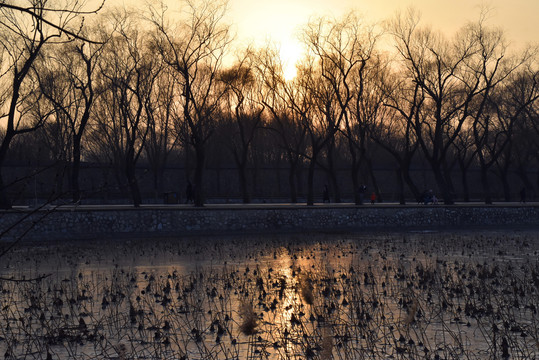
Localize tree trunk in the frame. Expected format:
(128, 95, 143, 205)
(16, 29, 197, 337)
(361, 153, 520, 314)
(325, 144, 341, 203)
(480, 164, 492, 205)
(193, 145, 205, 207)
(396, 167, 406, 205)
(238, 161, 250, 204)
(345, 134, 363, 205)
(401, 171, 419, 204)
(328, 170, 340, 204)
(0, 132, 14, 209)
(351, 161, 361, 205)
(151, 166, 164, 202)
(306, 151, 319, 206)
(288, 162, 298, 203)
(53, 162, 66, 202)
(0, 168, 11, 209)
(71, 136, 82, 203)
(499, 168, 511, 202)
(125, 161, 142, 207)
(401, 156, 420, 203)
(432, 162, 454, 205)
(536, 169, 539, 201)
(516, 163, 533, 194)
(366, 157, 382, 203)
(461, 170, 470, 202)
(442, 159, 456, 198)
(112, 162, 129, 201)
(251, 161, 260, 202)
(306, 160, 316, 206)
(459, 159, 471, 202)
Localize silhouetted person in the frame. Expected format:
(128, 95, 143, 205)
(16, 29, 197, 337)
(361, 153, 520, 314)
(358, 184, 366, 205)
(370, 192, 376, 205)
(185, 181, 193, 204)
(323, 184, 330, 203)
(423, 189, 434, 205)
(520, 187, 526, 203)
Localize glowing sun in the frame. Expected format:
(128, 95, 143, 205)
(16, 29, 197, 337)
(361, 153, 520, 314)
(279, 40, 303, 81)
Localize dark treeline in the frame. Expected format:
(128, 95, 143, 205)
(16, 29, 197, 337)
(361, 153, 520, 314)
(1, 1, 538, 208)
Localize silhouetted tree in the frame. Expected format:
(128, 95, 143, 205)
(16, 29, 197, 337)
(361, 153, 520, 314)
(465, 14, 534, 204)
(255, 45, 307, 203)
(150, 0, 232, 207)
(389, 9, 511, 204)
(302, 12, 379, 204)
(491, 68, 539, 201)
(453, 127, 477, 202)
(0, 0, 102, 208)
(95, 10, 161, 207)
(143, 66, 181, 199)
(37, 36, 105, 203)
(285, 56, 337, 206)
(372, 67, 422, 204)
(219, 55, 264, 203)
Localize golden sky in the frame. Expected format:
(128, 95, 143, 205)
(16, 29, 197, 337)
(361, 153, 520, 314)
(104, 0, 539, 48)
(228, 0, 538, 45)
(226, 0, 538, 77)
(98, 0, 538, 79)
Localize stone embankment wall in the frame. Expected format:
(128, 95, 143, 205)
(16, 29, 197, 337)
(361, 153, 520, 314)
(1, 205, 538, 241)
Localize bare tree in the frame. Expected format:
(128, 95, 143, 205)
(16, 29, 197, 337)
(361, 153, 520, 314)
(465, 15, 534, 203)
(0, 0, 103, 208)
(36, 35, 106, 203)
(255, 45, 306, 203)
(389, 9, 494, 204)
(452, 126, 477, 202)
(300, 13, 375, 203)
(372, 66, 422, 204)
(523, 68, 539, 193)
(347, 54, 391, 204)
(219, 53, 264, 203)
(94, 10, 161, 207)
(283, 56, 333, 206)
(491, 67, 539, 201)
(302, 12, 380, 204)
(143, 66, 181, 200)
(150, 0, 231, 206)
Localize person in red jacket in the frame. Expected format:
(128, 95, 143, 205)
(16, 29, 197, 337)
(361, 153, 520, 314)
(370, 192, 376, 205)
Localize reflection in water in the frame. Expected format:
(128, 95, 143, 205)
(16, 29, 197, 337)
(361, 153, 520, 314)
(0, 230, 538, 359)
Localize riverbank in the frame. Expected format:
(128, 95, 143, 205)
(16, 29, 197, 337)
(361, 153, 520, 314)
(1, 202, 538, 241)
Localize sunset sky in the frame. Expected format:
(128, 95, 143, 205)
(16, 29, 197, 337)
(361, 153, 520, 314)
(227, 0, 538, 45)
(224, 0, 538, 78)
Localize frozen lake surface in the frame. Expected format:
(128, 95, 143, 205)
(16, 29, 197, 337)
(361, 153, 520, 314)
(1, 229, 538, 359)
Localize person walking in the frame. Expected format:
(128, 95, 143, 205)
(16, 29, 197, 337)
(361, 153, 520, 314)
(323, 184, 330, 203)
(358, 184, 366, 205)
(370, 192, 376, 205)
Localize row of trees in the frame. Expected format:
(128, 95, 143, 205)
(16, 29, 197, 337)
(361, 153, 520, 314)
(1, 1, 538, 208)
